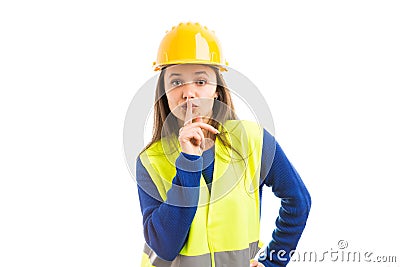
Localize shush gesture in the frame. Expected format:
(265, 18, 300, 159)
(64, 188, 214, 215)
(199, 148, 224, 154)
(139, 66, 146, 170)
(178, 99, 220, 156)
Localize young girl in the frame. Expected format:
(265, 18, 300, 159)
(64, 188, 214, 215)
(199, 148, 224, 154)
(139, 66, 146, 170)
(136, 22, 311, 267)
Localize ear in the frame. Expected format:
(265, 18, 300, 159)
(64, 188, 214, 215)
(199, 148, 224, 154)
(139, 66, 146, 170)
(213, 91, 218, 99)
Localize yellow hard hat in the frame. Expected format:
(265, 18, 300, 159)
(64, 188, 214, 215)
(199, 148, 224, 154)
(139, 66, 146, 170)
(153, 22, 228, 71)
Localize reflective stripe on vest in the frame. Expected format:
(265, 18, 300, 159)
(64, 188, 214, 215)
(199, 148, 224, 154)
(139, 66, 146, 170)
(139, 120, 264, 266)
(142, 241, 261, 267)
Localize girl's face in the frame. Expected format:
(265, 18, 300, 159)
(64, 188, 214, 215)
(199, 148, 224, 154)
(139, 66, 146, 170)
(164, 64, 218, 123)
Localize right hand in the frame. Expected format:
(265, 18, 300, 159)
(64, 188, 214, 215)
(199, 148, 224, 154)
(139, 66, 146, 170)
(178, 99, 219, 156)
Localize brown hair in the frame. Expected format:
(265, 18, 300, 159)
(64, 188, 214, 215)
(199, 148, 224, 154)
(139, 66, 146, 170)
(138, 65, 244, 160)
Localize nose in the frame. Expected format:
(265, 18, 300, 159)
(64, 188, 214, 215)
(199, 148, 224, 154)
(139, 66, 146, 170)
(181, 82, 197, 100)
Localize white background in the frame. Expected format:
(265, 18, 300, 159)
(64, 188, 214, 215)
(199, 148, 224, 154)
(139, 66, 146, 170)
(1, 1, 399, 266)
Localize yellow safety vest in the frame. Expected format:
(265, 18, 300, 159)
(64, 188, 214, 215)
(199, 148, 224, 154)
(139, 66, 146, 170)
(139, 120, 264, 267)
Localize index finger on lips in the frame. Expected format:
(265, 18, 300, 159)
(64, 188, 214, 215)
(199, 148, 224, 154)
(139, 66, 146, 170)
(184, 99, 192, 126)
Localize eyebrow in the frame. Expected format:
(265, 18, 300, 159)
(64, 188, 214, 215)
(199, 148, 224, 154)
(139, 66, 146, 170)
(168, 71, 210, 79)
(168, 73, 181, 78)
(194, 71, 209, 77)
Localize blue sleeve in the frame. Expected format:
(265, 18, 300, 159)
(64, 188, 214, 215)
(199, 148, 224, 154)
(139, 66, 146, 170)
(258, 129, 312, 267)
(136, 152, 202, 261)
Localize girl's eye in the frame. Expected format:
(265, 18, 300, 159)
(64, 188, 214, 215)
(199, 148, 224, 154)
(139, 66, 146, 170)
(195, 79, 207, 86)
(171, 80, 183, 87)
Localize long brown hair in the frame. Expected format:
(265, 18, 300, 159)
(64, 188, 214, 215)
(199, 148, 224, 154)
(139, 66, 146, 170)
(139, 65, 243, 160)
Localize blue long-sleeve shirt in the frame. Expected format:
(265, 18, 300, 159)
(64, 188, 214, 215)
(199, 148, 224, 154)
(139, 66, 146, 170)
(136, 129, 311, 266)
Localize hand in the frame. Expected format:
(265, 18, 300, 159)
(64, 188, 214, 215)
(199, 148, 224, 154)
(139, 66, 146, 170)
(178, 99, 219, 156)
(250, 259, 265, 267)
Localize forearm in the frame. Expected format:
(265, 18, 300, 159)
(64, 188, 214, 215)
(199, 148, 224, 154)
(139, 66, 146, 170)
(262, 189, 311, 266)
(137, 153, 202, 261)
(259, 138, 311, 266)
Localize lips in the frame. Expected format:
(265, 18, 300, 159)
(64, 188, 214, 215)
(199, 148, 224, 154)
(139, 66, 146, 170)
(181, 103, 199, 109)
